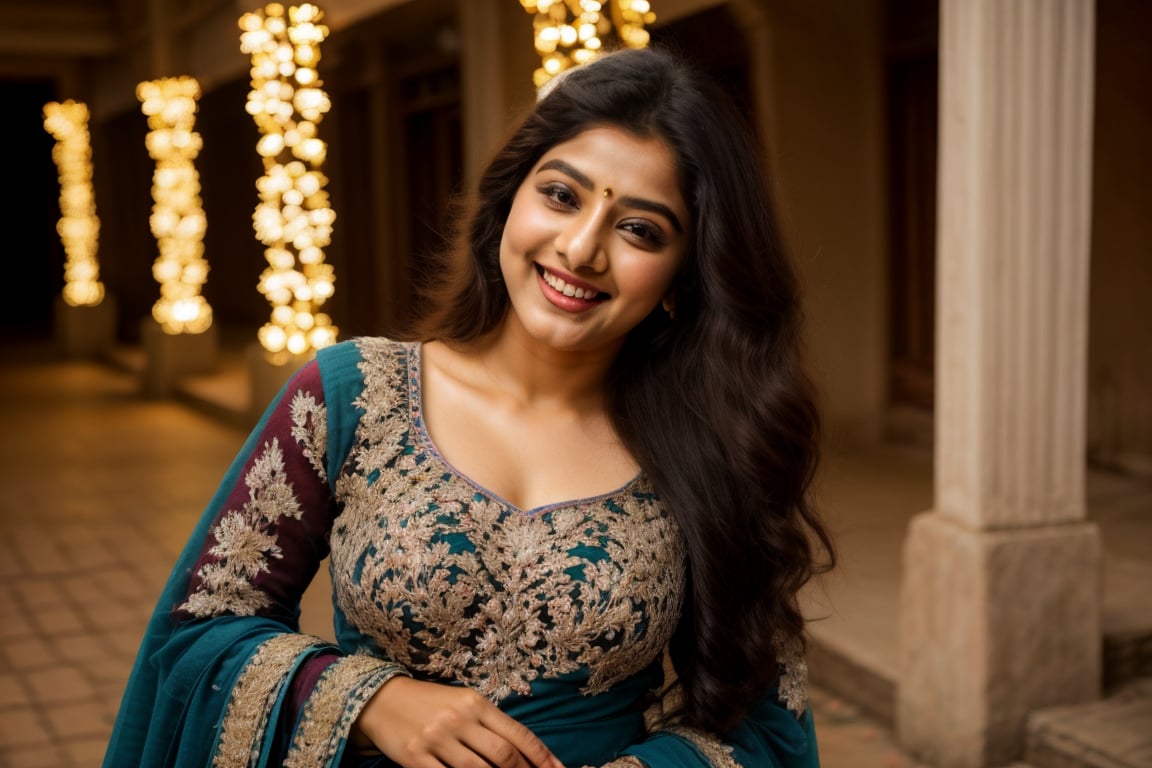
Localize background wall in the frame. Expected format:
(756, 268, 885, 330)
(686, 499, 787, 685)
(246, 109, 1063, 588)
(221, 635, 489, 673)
(1087, 0, 1152, 474)
(761, 0, 889, 449)
(3, 0, 1150, 471)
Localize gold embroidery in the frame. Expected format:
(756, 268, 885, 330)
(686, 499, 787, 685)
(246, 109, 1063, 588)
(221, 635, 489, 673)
(591, 757, 647, 768)
(291, 389, 329, 485)
(213, 634, 327, 768)
(182, 437, 305, 617)
(284, 654, 410, 768)
(347, 337, 411, 474)
(667, 726, 742, 768)
(646, 679, 682, 728)
(327, 339, 687, 702)
(775, 631, 809, 716)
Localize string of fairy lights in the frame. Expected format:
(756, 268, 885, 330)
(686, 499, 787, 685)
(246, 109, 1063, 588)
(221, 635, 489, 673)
(240, 2, 338, 357)
(46, 1, 655, 356)
(43, 101, 105, 308)
(519, 0, 656, 88)
(137, 76, 213, 334)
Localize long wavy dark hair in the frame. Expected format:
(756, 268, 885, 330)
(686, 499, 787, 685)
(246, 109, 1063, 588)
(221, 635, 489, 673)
(409, 46, 833, 734)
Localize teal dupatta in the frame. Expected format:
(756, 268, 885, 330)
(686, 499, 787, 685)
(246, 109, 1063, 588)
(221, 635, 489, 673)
(102, 400, 322, 766)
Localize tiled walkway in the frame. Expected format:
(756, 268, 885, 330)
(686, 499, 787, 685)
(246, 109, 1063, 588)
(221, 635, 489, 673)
(0, 350, 244, 766)
(0, 345, 926, 767)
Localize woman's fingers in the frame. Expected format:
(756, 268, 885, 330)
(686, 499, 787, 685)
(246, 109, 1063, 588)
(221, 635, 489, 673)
(435, 733, 531, 768)
(425, 693, 557, 768)
(478, 709, 565, 768)
(420, 704, 532, 768)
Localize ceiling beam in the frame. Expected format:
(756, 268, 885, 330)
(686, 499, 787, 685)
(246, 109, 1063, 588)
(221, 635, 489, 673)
(0, 4, 119, 57)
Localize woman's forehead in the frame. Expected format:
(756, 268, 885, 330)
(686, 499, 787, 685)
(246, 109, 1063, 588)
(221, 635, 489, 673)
(535, 127, 680, 186)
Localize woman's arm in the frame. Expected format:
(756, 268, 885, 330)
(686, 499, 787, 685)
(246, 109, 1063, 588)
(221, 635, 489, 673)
(105, 358, 401, 767)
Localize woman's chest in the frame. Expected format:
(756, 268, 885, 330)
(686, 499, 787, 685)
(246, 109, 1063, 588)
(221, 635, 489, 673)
(328, 457, 687, 700)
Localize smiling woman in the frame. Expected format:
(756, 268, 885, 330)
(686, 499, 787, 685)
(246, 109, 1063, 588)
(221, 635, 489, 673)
(104, 47, 834, 768)
(498, 126, 687, 356)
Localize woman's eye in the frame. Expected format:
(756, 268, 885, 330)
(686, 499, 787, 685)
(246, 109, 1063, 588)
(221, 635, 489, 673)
(541, 183, 577, 208)
(620, 220, 666, 247)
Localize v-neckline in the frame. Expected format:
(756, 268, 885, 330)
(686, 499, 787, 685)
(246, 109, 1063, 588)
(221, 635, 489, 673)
(402, 341, 643, 517)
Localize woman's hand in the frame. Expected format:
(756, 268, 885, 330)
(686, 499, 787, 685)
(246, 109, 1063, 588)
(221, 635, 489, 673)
(352, 676, 566, 768)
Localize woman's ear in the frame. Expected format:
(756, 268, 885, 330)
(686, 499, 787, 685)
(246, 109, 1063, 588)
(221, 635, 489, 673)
(662, 294, 677, 320)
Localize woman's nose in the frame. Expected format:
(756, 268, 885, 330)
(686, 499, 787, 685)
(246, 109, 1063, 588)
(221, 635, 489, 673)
(555, 210, 608, 272)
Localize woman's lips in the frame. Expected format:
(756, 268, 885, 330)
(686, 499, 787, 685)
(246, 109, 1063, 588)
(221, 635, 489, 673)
(535, 265, 608, 311)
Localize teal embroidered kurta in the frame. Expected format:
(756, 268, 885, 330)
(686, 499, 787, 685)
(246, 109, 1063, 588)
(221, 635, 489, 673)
(103, 337, 819, 768)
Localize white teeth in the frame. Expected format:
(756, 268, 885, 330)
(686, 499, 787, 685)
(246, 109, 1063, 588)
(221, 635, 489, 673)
(543, 269, 599, 300)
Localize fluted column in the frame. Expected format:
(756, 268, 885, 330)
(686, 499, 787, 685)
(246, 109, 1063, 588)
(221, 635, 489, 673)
(897, 1, 1101, 766)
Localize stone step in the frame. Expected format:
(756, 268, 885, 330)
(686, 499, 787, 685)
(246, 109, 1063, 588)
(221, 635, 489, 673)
(808, 640, 1152, 768)
(1025, 678, 1152, 768)
(807, 626, 1152, 732)
(807, 638, 896, 726)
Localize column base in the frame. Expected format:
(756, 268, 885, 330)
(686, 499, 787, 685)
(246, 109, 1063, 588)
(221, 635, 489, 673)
(54, 296, 117, 359)
(140, 319, 218, 398)
(897, 512, 1101, 768)
(245, 343, 313, 424)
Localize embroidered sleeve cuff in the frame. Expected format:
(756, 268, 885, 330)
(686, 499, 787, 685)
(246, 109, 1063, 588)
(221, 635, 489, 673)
(215, 634, 331, 767)
(284, 654, 410, 768)
(589, 756, 648, 768)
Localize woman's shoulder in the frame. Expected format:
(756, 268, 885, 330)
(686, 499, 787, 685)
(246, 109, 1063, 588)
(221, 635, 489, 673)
(315, 336, 411, 373)
(313, 336, 414, 404)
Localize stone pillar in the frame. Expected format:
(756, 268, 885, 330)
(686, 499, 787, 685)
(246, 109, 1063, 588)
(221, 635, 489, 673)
(246, 343, 313, 425)
(146, 0, 179, 76)
(458, 0, 506, 192)
(140, 319, 218, 398)
(897, 2, 1101, 767)
(726, 0, 781, 169)
(55, 295, 117, 359)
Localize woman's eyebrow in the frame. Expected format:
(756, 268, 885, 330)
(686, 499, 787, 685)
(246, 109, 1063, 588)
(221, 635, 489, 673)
(537, 159, 594, 190)
(620, 196, 683, 233)
(536, 158, 684, 234)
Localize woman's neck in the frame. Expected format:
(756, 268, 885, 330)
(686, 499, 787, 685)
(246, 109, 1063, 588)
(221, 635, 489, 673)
(458, 315, 621, 412)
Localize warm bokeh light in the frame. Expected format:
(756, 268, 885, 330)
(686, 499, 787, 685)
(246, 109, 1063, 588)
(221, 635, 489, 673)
(240, 2, 338, 356)
(519, 0, 656, 89)
(137, 76, 213, 335)
(43, 101, 105, 308)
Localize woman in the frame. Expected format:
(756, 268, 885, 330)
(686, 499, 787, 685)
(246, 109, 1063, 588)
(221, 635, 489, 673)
(104, 47, 833, 768)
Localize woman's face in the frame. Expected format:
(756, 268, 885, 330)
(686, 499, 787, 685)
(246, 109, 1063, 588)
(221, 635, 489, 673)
(498, 125, 690, 357)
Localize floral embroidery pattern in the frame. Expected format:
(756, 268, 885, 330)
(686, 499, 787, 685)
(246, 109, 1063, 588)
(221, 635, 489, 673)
(593, 758, 647, 768)
(327, 338, 687, 702)
(775, 631, 809, 716)
(667, 726, 742, 768)
(290, 389, 329, 485)
(182, 437, 305, 617)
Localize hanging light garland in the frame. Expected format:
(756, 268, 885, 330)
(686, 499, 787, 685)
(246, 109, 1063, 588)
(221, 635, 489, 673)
(137, 76, 213, 334)
(43, 101, 105, 308)
(609, 0, 656, 48)
(239, 2, 338, 358)
(519, 0, 656, 88)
